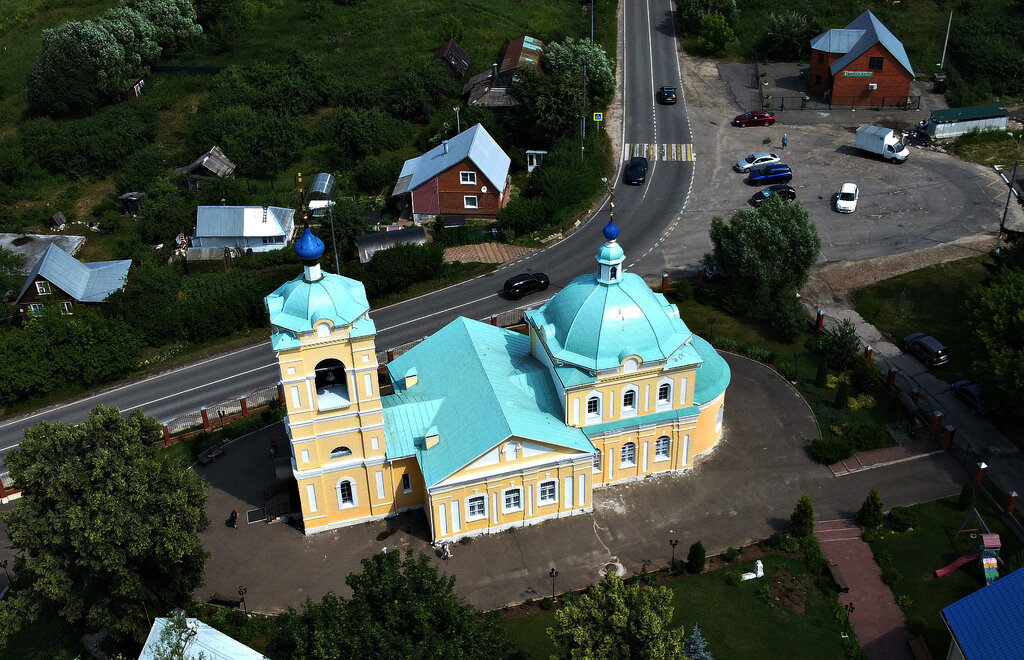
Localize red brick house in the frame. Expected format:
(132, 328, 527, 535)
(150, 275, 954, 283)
(391, 123, 511, 224)
(808, 10, 914, 105)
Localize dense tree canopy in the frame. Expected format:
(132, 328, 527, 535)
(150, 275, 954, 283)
(968, 265, 1024, 412)
(268, 550, 517, 659)
(677, 0, 737, 35)
(543, 37, 616, 107)
(549, 572, 685, 659)
(0, 246, 25, 303)
(0, 406, 209, 647)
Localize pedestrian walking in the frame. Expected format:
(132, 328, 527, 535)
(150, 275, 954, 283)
(270, 437, 279, 458)
(782, 134, 788, 149)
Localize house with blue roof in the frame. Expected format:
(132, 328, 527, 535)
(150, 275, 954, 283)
(808, 10, 914, 105)
(15, 243, 131, 319)
(942, 566, 1024, 660)
(264, 220, 730, 541)
(391, 123, 511, 224)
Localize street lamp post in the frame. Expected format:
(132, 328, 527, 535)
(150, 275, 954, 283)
(709, 317, 716, 342)
(548, 568, 558, 601)
(669, 539, 679, 565)
(997, 132, 1021, 254)
(842, 602, 855, 638)
(238, 586, 248, 615)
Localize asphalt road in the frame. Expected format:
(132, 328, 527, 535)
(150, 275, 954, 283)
(0, 2, 1005, 472)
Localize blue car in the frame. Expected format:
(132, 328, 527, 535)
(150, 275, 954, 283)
(747, 164, 793, 186)
(951, 380, 984, 415)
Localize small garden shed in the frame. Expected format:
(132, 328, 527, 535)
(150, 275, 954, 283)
(922, 104, 1009, 140)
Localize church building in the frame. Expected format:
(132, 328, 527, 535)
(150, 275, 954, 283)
(264, 221, 730, 541)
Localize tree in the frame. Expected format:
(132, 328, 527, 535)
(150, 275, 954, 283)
(125, 0, 203, 55)
(833, 380, 849, 408)
(0, 406, 209, 646)
(542, 37, 616, 106)
(968, 266, 1024, 412)
(697, 12, 734, 55)
(790, 493, 815, 537)
(268, 550, 517, 659)
(705, 196, 820, 319)
(761, 11, 808, 60)
(817, 318, 860, 371)
(678, 0, 737, 35)
(549, 572, 685, 659)
(857, 487, 884, 529)
(683, 623, 714, 660)
(511, 67, 585, 138)
(102, 7, 162, 70)
(687, 540, 707, 574)
(437, 13, 465, 44)
(0, 246, 25, 302)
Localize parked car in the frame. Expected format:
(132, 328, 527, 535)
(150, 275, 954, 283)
(624, 156, 649, 184)
(836, 183, 859, 213)
(904, 332, 950, 367)
(747, 164, 792, 185)
(950, 380, 984, 414)
(658, 86, 677, 104)
(503, 273, 550, 300)
(750, 184, 796, 206)
(732, 110, 775, 127)
(735, 151, 780, 173)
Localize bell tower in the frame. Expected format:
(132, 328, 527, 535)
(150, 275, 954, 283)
(265, 228, 387, 533)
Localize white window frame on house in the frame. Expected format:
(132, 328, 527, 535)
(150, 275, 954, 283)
(336, 479, 357, 509)
(620, 442, 637, 468)
(466, 495, 487, 521)
(28, 303, 44, 315)
(538, 480, 557, 506)
(621, 386, 638, 417)
(35, 281, 52, 295)
(593, 450, 602, 472)
(655, 436, 671, 461)
(402, 473, 412, 493)
(586, 392, 603, 420)
(657, 380, 672, 409)
(502, 487, 523, 513)
(60, 302, 73, 315)
(463, 196, 479, 209)
(460, 171, 477, 185)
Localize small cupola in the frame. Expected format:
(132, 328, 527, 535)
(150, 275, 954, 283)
(295, 227, 325, 282)
(595, 219, 625, 285)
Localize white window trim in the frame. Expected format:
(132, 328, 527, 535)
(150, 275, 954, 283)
(35, 281, 51, 295)
(621, 386, 639, 417)
(592, 449, 602, 473)
(460, 171, 477, 185)
(329, 446, 353, 459)
(466, 495, 487, 521)
(654, 436, 671, 461)
(538, 480, 558, 506)
(60, 301, 73, 315)
(679, 377, 689, 405)
(463, 195, 479, 209)
(656, 379, 673, 410)
(28, 303, 44, 314)
(620, 442, 637, 468)
(336, 478, 358, 509)
(502, 487, 523, 513)
(402, 473, 412, 494)
(585, 391, 603, 420)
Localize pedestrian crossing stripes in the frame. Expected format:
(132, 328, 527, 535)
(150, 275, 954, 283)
(624, 143, 694, 162)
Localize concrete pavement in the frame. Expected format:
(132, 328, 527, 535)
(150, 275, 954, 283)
(196, 353, 963, 614)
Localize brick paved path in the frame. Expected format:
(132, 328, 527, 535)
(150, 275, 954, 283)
(815, 519, 915, 660)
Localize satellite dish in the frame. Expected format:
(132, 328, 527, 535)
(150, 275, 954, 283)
(481, 186, 488, 193)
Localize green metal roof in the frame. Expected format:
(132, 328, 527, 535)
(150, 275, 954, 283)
(930, 103, 1009, 124)
(690, 336, 731, 404)
(265, 270, 373, 350)
(382, 318, 593, 488)
(526, 272, 692, 372)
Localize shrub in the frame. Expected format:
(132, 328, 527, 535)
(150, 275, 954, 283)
(670, 559, 687, 576)
(896, 594, 913, 610)
(887, 506, 917, 532)
(790, 494, 815, 538)
(539, 597, 554, 610)
(715, 337, 738, 351)
(846, 394, 876, 411)
(742, 345, 774, 363)
(908, 616, 927, 636)
(724, 571, 741, 586)
(724, 546, 741, 562)
(861, 528, 883, 543)
(817, 319, 860, 370)
(833, 380, 850, 408)
(767, 532, 800, 553)
(858, 488, 884, 529)
(802, 537, 829, 576)
(815, 359, 828, 387)
(882, 567, 903, 588)
(840, 420, 891, 452)
(687, 541, 707, 574)
(811, 436, 852, 465)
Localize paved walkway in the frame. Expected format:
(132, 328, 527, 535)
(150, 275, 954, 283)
(816, 520, 915, 660)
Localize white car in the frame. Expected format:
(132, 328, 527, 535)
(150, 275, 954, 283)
(734, 151, 780, 173)
(836, 183, 859, 213)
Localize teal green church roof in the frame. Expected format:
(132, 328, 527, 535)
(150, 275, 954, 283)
(383, 318, 593, 489)
(265, 228, 375, 350)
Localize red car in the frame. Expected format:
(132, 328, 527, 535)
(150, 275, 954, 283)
(732, 110, 775, 127)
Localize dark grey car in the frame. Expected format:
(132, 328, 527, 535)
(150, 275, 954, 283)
(503, 273, 550, 300)
(904, 333, 949, 367)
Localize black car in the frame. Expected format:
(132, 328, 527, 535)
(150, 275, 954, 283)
(658, 86, 677, 104)
(904, 333, 949, 367)
(624, 156, 649, 185)
(503, 273, 550, 300)
(750, 184, 797, 206)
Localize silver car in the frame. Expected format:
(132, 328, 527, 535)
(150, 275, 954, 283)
(735, 151, 780, 173)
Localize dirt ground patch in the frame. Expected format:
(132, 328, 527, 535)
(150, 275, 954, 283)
(768, 568, 808, 615)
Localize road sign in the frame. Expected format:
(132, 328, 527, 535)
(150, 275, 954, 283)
(593, 112, 603, 121)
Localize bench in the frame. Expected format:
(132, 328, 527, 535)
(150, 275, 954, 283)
(908, 635, 934, 660)
(197, 447, 225, 466)
(208, 592, 241, 607)
(828, 563, 850, 593)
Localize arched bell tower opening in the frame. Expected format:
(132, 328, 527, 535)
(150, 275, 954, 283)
(314, 358, 349, 409)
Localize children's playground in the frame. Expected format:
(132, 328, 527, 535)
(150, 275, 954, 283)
(934, 509, 1003, 585)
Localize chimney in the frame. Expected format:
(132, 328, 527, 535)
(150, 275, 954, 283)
(424, 425, 439, 449)
(404, 368, 418, 388)
(492, 63, 498, 78)
(442, 141, 449, 154)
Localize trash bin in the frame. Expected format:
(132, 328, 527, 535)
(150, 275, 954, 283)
(933, 75, 946, 94)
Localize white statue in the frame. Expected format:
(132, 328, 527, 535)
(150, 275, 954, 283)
(741, 559, 764, 581)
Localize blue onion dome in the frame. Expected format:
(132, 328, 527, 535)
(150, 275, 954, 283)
(603, 219, 619, 241)
(295, 227, 325, 263)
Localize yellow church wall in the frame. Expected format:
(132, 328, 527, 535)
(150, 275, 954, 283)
(565, 367, 697, 427)
(691, 393, 726, 457)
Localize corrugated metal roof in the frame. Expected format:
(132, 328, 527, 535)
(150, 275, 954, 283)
(17, 244, 131, 303)
(435, 39, 471, 78)
(391, 123, 510, 198)
(140, 617, 268, 660)
(942, 567, 1024, 660)
(175, 145, 236, 177)
(811, 11, 914, 77)
(930, 103, 1009, 124)
(383, 318, 593, 488)
(353, 226, 427, 263)
(306, 172, 336, 200)
(195, 206, 295, 239)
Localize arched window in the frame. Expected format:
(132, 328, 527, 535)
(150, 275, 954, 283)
(587, 396, 600, 418)
(336, 479, 357, 509)
(623, 389, 636, 411)
(593, 450, 602, 472)
(655, 436, 671, 461)
(330, 446, 352, 459)
(657, 383, 671, 403)
(315, 358, 350, 410)
(610, 266, 618, 280)
(502, 441, 521, 460)
(620, 442, 637, 467)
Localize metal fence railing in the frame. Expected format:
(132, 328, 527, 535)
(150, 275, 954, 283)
(762, 95, 921, 112)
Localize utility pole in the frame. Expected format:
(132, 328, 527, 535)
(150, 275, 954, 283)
(996, 132, 1021, 254)
(939, 10, 952, 69)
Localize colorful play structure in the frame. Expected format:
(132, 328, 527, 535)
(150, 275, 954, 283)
(934, 508, 1001, 584)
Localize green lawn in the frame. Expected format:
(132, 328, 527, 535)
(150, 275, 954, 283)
(851, 256, 988, 385)
(500, 555, 853, 659)
(867, 496, 1024, 658)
